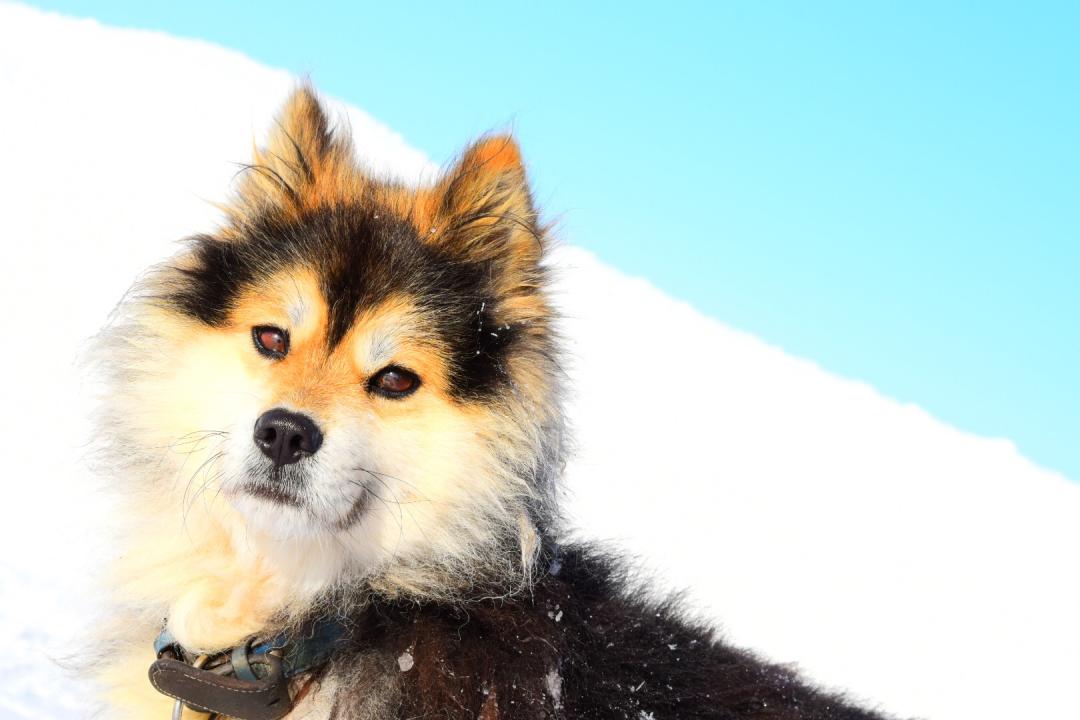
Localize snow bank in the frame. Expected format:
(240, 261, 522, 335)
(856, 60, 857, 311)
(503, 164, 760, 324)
(0, 4, 1076, 718)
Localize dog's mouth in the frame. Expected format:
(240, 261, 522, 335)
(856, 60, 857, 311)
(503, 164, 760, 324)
(235, 463, 308, 507)
(240, 481, 303, 508)
(232, 466, 372, 531)
(334, 489, 371, 530)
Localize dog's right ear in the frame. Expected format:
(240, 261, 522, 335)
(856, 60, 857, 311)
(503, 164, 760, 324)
(227, 86, 363, 222)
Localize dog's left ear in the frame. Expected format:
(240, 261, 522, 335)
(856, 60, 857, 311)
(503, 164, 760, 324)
(230, 86, 361, 220)
(427, 136, 543, 271)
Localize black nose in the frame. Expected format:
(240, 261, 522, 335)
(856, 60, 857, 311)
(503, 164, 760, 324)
(253, 408, 323, 467)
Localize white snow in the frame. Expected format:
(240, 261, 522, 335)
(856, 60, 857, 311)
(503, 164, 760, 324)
(397, 651, 415, 673)
(544, 668, 562, 706)
(0, 3, 1077, 719)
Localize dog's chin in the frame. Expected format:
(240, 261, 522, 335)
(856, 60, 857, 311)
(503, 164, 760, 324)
(227, 488, 321, 539)
(223, 484, 381, 593)
(226, 481, 366, 541)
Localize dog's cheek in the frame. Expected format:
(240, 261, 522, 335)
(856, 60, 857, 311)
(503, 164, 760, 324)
(368, 400, 513, 552)
(132, 327, 267, 463)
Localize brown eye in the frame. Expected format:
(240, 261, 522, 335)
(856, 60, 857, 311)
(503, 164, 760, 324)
(369, 366, 421, 398)
(252, 325, 289, 359)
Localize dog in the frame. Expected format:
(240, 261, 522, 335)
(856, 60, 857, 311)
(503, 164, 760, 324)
(92, 86, 889, 719)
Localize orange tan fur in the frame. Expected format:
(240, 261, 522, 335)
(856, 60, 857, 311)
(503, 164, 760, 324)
(92, 87, 562, 718)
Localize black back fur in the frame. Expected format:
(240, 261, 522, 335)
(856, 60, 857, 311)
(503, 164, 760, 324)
(323, 544, 891, 720)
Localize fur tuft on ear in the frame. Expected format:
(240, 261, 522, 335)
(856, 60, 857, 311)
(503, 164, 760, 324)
(229, 85, 363, 221)
(428, 136, 543, 270)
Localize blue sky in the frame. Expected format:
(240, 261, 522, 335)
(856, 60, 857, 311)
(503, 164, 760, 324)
(32, 1, 1079, 480)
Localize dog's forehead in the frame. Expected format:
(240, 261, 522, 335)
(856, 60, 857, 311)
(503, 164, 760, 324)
(207, 203, 453, 322)
(256, 204, 425, 312)
(169, 202, 516, 398)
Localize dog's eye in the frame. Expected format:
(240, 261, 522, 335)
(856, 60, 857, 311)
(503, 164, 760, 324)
(369, 366, 421, 399)
(252, 326, 289, 359)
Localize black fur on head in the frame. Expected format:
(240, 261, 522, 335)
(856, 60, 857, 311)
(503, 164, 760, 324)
(164, 199, 528, 401)
(116, 86, 569, 601)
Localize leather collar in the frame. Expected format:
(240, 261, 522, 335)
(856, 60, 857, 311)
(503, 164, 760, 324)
(150, 618, 347, 719)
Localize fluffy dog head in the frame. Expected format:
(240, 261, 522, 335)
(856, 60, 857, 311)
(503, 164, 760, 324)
(97, 88, 564, 612)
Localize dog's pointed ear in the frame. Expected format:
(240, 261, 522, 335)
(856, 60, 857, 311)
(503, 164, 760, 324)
(231, 86, 361, 219)
(427, 136, 543, 270)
